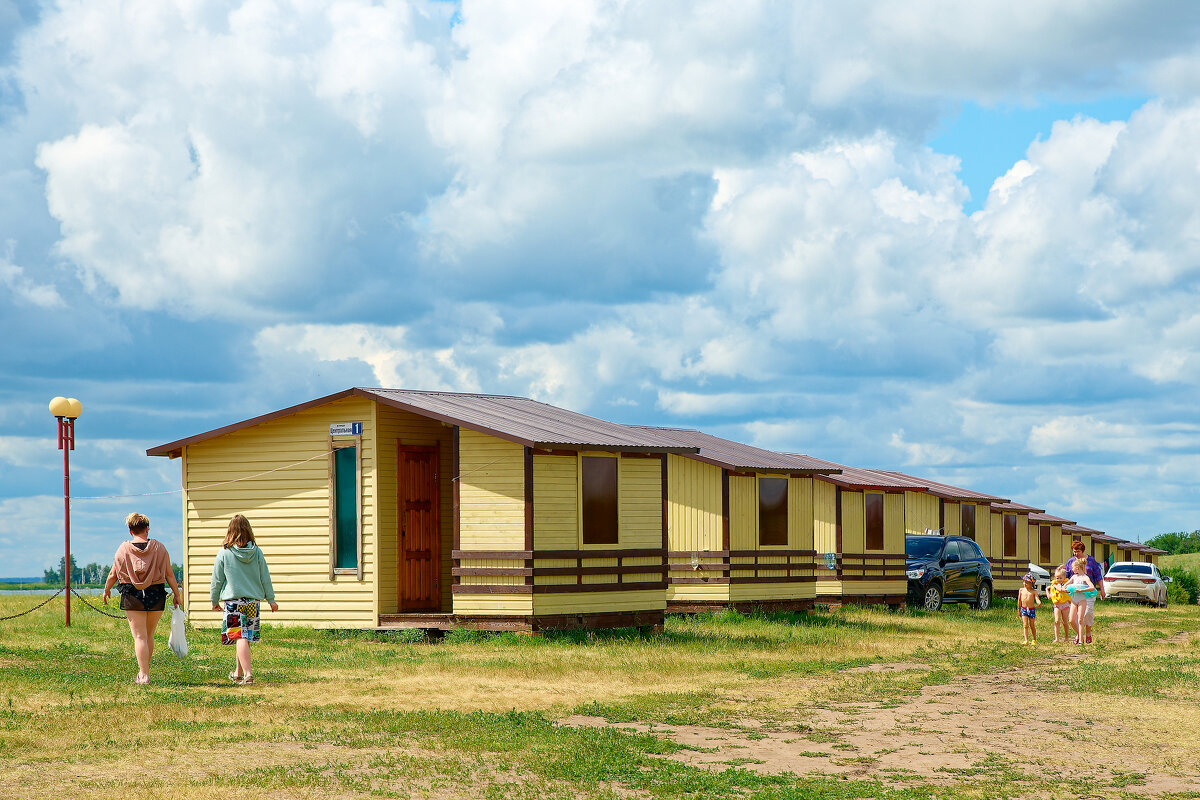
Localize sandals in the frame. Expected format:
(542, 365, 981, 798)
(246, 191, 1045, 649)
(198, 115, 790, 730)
(239, 675, 254, 685)
(229, 671, 254, 685)
(229, 671, 242, 683)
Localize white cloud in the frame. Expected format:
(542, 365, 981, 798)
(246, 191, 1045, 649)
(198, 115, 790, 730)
(0, 240, 63, 308)
(1027, 416, 1200, 457)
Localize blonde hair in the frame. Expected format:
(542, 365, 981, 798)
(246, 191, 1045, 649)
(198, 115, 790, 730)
(1072, 558, 1087, 573)
(1054, 566, 1067, 581)
(223, 514, 256, 549)
(125, 513, 149, 534)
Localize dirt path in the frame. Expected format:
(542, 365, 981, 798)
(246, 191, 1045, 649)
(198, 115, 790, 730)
(560, 658, 1200, 798)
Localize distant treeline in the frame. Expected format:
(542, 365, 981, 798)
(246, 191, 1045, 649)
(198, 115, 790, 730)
(1144, 530, 1200, 555)
(42, 555, 183, 586)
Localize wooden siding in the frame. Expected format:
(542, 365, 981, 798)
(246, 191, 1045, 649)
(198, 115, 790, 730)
(456, 429, 531, 615)
(904, 491, 939, 535)
(728, 475, 757, 551)
(884, 494, 905, 553)
(533, 454, 577, 551)
(813, 480, 837, 555)
(841, 491, 865, 554)
(183, 395, 377, 628)
(617, 456, 662, 550)
(942, 501, 961, 536)
(375, 405, 454, 614)
(665, 455, 722, 553)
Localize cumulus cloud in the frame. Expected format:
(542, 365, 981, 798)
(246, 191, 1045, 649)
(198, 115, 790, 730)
(5, 0, 1200, 557)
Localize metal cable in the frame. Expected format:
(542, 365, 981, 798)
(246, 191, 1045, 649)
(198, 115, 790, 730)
(0, 588, 65, 621)
(70, 587, 127, 619)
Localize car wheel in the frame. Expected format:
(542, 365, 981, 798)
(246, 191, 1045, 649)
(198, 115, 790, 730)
(971, 582, 991, 611)
(923, 583, 943, 612)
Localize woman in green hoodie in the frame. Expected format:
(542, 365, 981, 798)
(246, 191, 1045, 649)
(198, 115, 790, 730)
(210, 514, 277, 684)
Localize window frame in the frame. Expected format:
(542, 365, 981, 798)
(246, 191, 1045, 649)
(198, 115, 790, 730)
(757, 476, 789, 547)
(1003, 513, 1017, 557)
(960, 504, 975, 541)
(864, 492, 884, 552)
(329, 435, 363, 580)
(1039, 525, 1051, 563)
(580, 453, 620, 546)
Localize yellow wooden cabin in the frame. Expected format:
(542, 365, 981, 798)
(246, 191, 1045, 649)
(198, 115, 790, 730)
(1086, 531, 1121, 569)
(1027, 512, 1076, 573)
(147, 388, 699, 632)
(986, 502, 1042, 596)
(625, 427, 841, 613)
(872, 471, 1004, 545)
(1142, 546, 1165, 566)
(1109, 539, 1137, 564)
(799, 461, 911, 608)
(1061, 522, 1095, 564)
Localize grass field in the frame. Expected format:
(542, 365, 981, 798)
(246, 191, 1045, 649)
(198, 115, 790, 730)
(2, 594, 1198, 800)
(1161, 552, 1200, 575)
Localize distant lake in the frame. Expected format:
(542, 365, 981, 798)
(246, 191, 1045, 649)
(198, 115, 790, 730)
(0, 588, 103, 596)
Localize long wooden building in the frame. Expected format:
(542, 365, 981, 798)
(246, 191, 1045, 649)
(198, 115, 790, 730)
(627, 427, 840, 613)
(148, 388, 699, 632)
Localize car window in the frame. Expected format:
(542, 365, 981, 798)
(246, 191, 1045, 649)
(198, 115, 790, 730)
(1111, 563, 1152, 575)
(906, 537, 944, 559)
(966, 541, 985, 560)
(942, 540, 961, 560)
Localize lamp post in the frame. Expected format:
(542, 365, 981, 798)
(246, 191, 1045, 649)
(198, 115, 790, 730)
(49, 396, 82, 626)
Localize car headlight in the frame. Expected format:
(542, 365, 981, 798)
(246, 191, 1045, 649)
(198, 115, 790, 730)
(906, 568, 925, 579)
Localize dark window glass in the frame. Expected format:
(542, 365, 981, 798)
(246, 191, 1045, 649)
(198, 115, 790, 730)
(865, 493, 884, 551)
(582, 456, 619, 545)
(758, 477, 788, 546)
(906, 536, 944, 559)
(1040, 525, 1051, 563)
(968, 541, 985, 560)
(1003, 514, 1017, 557)
(943, 540, 961, 560)
(334, 446, 358, 569)
(938, 499, 945, 533)
(961, 505, 975, 541)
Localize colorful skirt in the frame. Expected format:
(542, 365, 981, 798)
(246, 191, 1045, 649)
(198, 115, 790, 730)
(221, 598, 261, 644)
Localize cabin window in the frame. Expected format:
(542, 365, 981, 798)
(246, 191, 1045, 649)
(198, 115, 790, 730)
(961, 504, 975, 541)
(330, 439, 361, 577)
(1003, 514, 1017, 557)
(581, 456, 619, 545)
(865, 493, 884, 551)
(758, 477, 788, 546)
(938, 499, 945, 534)
(1040, 525, 1051, 563)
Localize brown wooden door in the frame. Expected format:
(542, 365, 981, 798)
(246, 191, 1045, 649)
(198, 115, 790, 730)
(398, 445, 440, 611)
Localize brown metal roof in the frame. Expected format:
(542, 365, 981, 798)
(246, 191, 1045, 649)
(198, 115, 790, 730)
(789, 457, 931, 491)
(1028, 511, 1077, 525)
(628, 427, 842, 474)
(1063, 524, 1104, 535)
(989, 501, 1045, 514)
(1087, 533, 1121, 543)
(876, 470, 1008, 503)
(148, 388, 701, 457)
(1141, 546, 1167, 555)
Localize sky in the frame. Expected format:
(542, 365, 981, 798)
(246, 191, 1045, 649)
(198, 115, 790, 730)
(2, 0, 1200, 578)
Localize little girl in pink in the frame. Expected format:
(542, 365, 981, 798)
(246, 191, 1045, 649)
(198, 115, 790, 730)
(1067, 559, 1096, 645)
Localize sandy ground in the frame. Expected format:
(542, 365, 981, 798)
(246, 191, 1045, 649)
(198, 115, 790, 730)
(560, 655, 1200, 799)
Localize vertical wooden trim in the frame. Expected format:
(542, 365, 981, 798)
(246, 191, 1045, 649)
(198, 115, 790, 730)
(328, 437, 336, 580)
(524, 446, 534, 552)
(660, 455, 668, 552)
(355, 433, 364, 581)
(451, 426, 460, 562)
(180, 448, 189, 612)
(835, 487, 843, 579)
(721, 470, 730, 551)
(938, 499, 945, 534)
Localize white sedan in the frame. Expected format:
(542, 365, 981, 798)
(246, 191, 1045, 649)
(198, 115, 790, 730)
(1102, 561, 1171, 607)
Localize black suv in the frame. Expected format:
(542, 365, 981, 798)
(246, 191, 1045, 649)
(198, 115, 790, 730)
(905, 534, 993, 611)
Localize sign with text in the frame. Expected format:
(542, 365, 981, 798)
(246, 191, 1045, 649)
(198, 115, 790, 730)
(329, 422, 363, 437)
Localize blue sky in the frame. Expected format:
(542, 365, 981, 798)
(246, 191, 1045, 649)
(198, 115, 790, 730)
(3, 0, 1200, 577)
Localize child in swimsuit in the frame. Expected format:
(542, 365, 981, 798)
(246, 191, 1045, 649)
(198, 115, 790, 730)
(1067, 559, 1096, 645)
(1018, 572, 1042, 645)
(1046, 566, 1071, 643)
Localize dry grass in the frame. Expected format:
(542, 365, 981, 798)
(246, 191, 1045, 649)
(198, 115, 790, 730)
(2, 595, 1198, 799)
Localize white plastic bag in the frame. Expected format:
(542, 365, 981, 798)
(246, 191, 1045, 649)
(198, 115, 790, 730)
(168, 606, 188, 657)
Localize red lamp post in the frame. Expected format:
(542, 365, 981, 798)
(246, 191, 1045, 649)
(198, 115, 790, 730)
(49, 396, 81, 626)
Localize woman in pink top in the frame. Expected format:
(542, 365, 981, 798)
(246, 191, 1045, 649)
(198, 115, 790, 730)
(102, 513, 182, 684)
